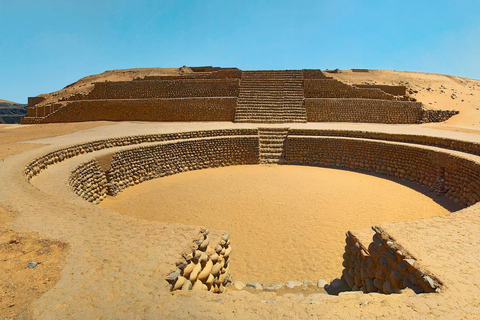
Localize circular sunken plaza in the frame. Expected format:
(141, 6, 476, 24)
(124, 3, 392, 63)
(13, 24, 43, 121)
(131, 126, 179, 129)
(2, 67, 480, 318)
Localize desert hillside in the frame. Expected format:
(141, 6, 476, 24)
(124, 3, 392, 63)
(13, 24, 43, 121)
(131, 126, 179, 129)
(0, 99, 27, 124)
(328, 69, 480, 129)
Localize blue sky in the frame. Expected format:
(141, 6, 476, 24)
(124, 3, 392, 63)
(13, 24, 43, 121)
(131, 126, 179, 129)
(1, 0, 479, 103)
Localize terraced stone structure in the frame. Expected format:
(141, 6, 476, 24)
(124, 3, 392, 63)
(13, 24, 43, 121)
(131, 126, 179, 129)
(22, 67, 457, 124)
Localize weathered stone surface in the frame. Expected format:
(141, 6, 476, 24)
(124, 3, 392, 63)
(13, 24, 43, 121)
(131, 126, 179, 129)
(246, 282, 262, 290)
(285, 280, 302, 289)
(263, 283, 284, 291)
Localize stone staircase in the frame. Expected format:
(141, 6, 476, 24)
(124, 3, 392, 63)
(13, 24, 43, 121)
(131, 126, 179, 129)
(234, 70, 307, 123)
(258, 127, 289, 164)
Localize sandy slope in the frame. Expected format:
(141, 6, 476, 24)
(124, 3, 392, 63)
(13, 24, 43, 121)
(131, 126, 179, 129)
(0, 98, 20, 104)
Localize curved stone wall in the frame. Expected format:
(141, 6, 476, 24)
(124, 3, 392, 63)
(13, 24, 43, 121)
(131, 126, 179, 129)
(25, 128, 480, 296)
(24, 129, 257, 180)
(283, 136, 480, 207)
(68, 159, 108, 204)
(105, 137, 259, 196)
(289, 129, 480, 157)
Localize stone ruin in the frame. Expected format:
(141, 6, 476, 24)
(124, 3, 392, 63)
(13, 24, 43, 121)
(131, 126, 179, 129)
(22, 67, 458, 124)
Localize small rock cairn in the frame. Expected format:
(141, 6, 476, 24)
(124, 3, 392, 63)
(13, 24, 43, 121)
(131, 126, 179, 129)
(167, 229, 232, 293)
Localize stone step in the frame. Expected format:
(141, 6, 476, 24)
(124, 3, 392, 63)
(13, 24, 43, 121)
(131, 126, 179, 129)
(237, 118, 306, 122)
(236, 110, 305, 114)
(236, 114, 306, 118)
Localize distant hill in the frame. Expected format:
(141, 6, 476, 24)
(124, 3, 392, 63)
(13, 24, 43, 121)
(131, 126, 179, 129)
(0, 99, 27, 124)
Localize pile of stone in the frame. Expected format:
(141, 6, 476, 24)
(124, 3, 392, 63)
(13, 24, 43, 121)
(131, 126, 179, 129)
(422, 109, 459, 123)
(167, 229, 232, 293)
(342, 228, 441, 294)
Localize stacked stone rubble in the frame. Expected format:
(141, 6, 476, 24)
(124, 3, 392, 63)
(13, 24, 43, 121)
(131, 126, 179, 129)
(68, 160, 107, 204)
(422, 109, 459, 123)
(342, 228, 441, 294)
(166, 229, 232, 293)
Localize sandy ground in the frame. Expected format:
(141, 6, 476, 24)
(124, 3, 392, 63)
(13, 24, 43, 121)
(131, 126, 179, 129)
(100, 165, 457, 284)
(0, 122, 113, 160)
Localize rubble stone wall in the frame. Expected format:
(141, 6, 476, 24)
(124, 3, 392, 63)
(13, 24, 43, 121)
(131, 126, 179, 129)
(343, 227, 441, 294)
(354, 84, 406, 96)
(62, 79, 239, 100)
(25, 129, 257, 180)
(36, 98, 238, 123)
(68, 159, 108, 204)
(288, 129, 480, 156)
(284, 136, 480, 207)
(105, 137, 259, 196)
(305, 98, 423, 123)
(304, 80, 400, 100)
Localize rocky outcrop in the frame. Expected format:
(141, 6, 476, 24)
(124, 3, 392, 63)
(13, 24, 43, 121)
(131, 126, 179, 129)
(0, 101, 27, 124)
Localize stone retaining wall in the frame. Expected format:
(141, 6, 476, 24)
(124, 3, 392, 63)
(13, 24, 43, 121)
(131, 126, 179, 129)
(61, 79, 239, 101)
(68, 159, 108, 204)
(354, 84, 406, 96)
(304, 80, 400, 100)
(25, 129, 257, 180)
(35, 98, 238, 123)
(284, 137, 480, 207)
(305, 98, 423, 123)
(288, 129, 480, 157)
(343, 227, 441, 294)
(105, 137, 259, 196)
(166, 229, 232, 293)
